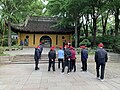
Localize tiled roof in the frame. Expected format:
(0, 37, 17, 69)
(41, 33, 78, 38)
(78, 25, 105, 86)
(11, 16, 74, 34)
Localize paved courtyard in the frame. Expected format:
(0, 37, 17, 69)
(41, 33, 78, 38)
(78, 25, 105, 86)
(0, 63, 120, 90)
(0, 48, 120, 90)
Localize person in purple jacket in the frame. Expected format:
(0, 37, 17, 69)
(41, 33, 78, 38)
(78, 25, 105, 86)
(70, 46, 76, 72)
(80, 45, 88, 72)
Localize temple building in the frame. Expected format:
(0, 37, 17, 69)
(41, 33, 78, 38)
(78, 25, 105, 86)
(10, 16, 74, 47)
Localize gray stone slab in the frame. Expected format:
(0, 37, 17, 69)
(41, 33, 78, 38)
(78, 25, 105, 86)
(0, 64, 120, 90)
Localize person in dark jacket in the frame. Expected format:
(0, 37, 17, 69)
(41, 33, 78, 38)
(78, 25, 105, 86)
(70, 46, 76, 72)
(39, 42, 43, 56)
(80, 45, 88, 72)
(62, 45, 72, 74)
(95, 43, 108, 81)
(48, 47, 56, 71)
(34, 46, 40, 70)
(63, 40, 67, 50)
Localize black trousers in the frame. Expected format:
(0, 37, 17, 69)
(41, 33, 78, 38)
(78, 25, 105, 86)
(58, 59, 64, 69)
(96, 62, 105, 79)
(62, 59, 70, 73)
(35, 59, 39, 69)
(81, 60, 87, 71)
(70, 60, 76, 72)
(48, 59, 55, 71)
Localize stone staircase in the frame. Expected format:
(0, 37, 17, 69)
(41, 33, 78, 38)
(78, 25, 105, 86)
(11, 54, 82, 64)
(11, 54, 51, 64)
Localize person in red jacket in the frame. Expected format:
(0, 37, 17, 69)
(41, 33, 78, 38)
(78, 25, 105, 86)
(70, 46, 76, 72)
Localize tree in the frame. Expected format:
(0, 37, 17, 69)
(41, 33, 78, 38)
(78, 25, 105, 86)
(108, 0, 120, 36)
(0, 0, 44, 47)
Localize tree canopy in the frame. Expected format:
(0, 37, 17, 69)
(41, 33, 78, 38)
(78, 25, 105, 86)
(0, 0, 120, 49)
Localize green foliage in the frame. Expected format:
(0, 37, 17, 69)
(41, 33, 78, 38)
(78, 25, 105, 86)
(80, 35, 120, 53)
(79, 39, 91, 47)
(11, 38, 17, 46)
(0, 38, 8, 46)
(0, 47, 4, 54)
(113, 35, 120, 53)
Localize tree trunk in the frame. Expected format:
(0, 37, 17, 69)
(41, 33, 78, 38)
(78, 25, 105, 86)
(115, 8, 119, 36)
(77, 22, 82, 47)
(75, 21, 78, 48)
(85, 14, 89, 37)
(1, 19, 6, 46)
(8, 21, 11, 50)
(93, 17, 97, 46)
(102, 11, 109, 36)
(92, 6, 97, 47)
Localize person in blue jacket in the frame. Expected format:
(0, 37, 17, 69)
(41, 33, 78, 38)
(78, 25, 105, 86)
(95, 43, 108, 81)
(34, 46, 40, 70)
(80, 45, 88, 72)
(58, 46, 64, 69)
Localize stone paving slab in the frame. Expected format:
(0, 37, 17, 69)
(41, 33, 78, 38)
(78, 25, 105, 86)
(0, 63, 120, 90)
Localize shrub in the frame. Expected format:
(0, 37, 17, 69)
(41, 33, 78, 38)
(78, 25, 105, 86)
(79, 39, 91, 47)
(0, 47, 4, 54)
(0, 38, 8, 46)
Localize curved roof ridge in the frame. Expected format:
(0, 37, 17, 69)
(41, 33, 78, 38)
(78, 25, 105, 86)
(29, 16, 57, 22)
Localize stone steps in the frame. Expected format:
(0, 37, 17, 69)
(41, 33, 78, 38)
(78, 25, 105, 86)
(11, 54, 51, 64)
(11, 54, 82, 64)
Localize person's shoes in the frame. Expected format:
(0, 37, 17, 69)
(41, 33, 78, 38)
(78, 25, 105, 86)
(37, 67, 39, 70)
(100, 79, 104, 82)
(97, 77, 100, 80)
(48, 70, 50, 71)
(35, 67, 39, 70)
(67, 73, 70, 75)
(35, 68, 37, 70)
(61, 72, 64, 74)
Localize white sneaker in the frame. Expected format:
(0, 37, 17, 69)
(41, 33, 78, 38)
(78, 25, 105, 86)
(100, 79, 104, 82)
(97, 77, 100, 80)
(67, 73, 70, 75)
(61, 72, 64, 74)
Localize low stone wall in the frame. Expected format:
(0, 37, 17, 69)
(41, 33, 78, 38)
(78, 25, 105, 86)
(0, 56, 14, 64)
(108, 53, 120, 62)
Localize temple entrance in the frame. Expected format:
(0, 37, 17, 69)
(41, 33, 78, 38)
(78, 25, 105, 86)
(40, 36, 52, 47)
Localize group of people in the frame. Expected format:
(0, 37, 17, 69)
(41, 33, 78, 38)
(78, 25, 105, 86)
(48, 45, 76, 74)
(34, 42, 108, 81)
